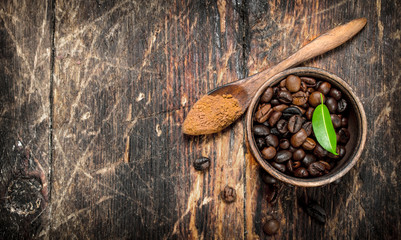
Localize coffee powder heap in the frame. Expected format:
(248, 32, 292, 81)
(183, 94, 242, 135)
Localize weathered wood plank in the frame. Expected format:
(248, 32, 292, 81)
(51, 0, 246, 238)
(245, 0, 401, 239)
(0, 0, 52, 238)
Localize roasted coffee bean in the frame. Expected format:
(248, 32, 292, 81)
(309, 91, 325, 107)
(255, 104, 273, 123)
(221, 186, 236, 203)
(329, 88, 342, 100)
(313, 144, 327, 158)
(253, 124, 270, 136)
(255, 137, 266, 149)
(294, 167, 309, 177)
(279, 139, 290, 149)
(327, 148, 340, 159)
(286, 160, 294, 172)
(288, 115, 304, 133)
(293, 149, 306, 161)
(302, 121, 313, 136)
(277, 90, 293, 104)
(305, 201, 326, 224)
(341, 117, 348, 127)
(276, 119, 289, 134)
(305, 107, 314, 120)
(330, 114, 341, 128)
(261, 87, 274, 102)
(286, 75, 301, 92)
(273, 104, 288, 112)
(325, 97, 338, 113)
(300, 81, 307, 92)
(302, 154, 316, 167)
(317, 82, 331, 95)
(280, 79, 287, 87)
(337, 99, 347, 113)
(282, 106, 302, 119)
(292, 91, 308, 106)
(308, 162, 325, 177)
(193, 157, 210, 171)
(291, 105, 306, 114)
(301, 103, 309, 109)
(261, 146, 277, 160)
(338, 145, 346, 158)
(338, 128, 350, 144)
(275, 150, 292, 163)
(265, 134, 279, 148)
(263, 219, 280, 235)
(290, 128, 308, 147)
(302, 138, 316, 151)
(319, 160, 331, 170)
(270, 98, 280, 106)
(287, 146, 297, 153)
(261, 171, 277, 185)
(268, 111, 282, 127)
(301, 76, 317, 87)
(307, 87, 315, 94)
(270, 128, 280, 136)
(271, 162, 286, 172)
(293, 161, 301, 168)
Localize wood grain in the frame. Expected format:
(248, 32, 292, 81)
(0, 0, 400, 239)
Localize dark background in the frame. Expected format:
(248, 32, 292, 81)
(0, 0, 400, 239)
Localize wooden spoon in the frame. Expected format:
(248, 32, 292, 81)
(183, 18, 367, 135)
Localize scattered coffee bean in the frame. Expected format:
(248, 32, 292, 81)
(279, 139, 290, 149)
(294, 167, 309, 177)
(292, 91, 308, 105)
(255, 137, 266, 149)
(265, 184, 278, 203)
(253, 125, 270, 136)
(271, 162, 286, 172)
(319, 160, 331, 171)
(282, 106, 302, 119)
(255, 104, 273, 123)
(290, 128, 308, 147)
(337, 98, 347, 112)
(273, 104, 288, 112)
(193, 157, 210, 171)
(330, 114, 341, 128)
(305, 201, 326, 224)
(293, 161, 301, 168)
(293, 149, 306, 161)
(277, 90, 293, 104)
(265, 134, 279, 148)
(317, 82, 331, 95)
(305, 107, 314, 120)
(261, 146, 277, 160)
(308, 162, 325, 177)
(288, 115, 304, 133)
(302, 138, 316, 151)
(309, 91, 325, 107)
(338, 128, 350, 144)
(261, 87, 274, 102)
(329, 88, 342, 100)
(302, 121, 313, 136)
(275, 150, 292, 163)
(263, 219, 280, 235)
(276, 119, 289, 134)
(268, 111, 282, 126)
(326, 97, 338, 113)
(301, 76, 316, 87)
(286, 75, 301, 92)
(302, 154, 316, 167)
(270, 98, 280, 106)
(221, 186, 236, 203)
(313, 144, 328, 158)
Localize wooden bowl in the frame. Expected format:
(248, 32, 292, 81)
(246, 67, 367, 187)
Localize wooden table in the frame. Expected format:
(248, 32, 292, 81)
(1, 0, 400, 239)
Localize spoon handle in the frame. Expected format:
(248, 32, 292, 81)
(244, 18, 367, 95)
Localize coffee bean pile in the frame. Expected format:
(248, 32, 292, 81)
(253, 75, 351, 178)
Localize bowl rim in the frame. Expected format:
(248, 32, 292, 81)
(246, 67, 367, 187)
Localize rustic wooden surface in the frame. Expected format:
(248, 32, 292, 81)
(0, 0, 400, 239)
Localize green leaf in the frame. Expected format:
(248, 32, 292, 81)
(312, 94, 338, 155)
